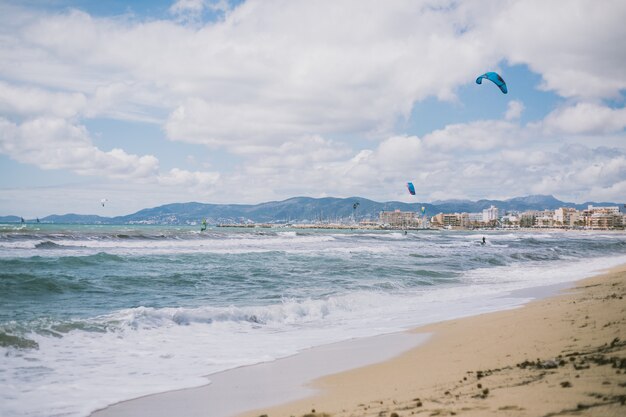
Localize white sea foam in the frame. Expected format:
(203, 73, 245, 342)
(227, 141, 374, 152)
(4, 253, 624, 417)
(1, 229, 625, 417)
(0, 232, 340, 258)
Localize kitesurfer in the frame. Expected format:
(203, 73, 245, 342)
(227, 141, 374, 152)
(481, 236, 486, 245)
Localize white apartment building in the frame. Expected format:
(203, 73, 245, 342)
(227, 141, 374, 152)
(460, 212, 483, 228)
(468, 213, 484, 223)
(482, 205, 499, 223)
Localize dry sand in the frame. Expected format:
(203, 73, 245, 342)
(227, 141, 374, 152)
(241, 265, 626, 417)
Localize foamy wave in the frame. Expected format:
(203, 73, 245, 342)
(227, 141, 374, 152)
(3, 228, 626, 417)
(461, 253, 626, 287)
(0, 233, 338, 257)
(102, 293, 379, 331)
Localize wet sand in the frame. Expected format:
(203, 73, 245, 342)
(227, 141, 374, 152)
(92, 265, 626, 417)
(91, 333, 429, 417)
(241, 265, 626, 417)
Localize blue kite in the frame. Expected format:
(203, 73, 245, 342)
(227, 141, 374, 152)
(406, 182, 416, 195)
(476, 72, 507, 94)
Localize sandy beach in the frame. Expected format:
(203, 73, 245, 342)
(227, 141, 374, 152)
(92, 264, 626, 417)
(239, 265, 626, 417)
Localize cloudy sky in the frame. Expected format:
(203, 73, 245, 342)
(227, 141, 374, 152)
(1, 0, 625, 217)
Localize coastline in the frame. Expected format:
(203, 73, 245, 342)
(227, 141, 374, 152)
(91, 332, 430, 417)
(91, 264, 626, 417)
(241, 264, 626, 417)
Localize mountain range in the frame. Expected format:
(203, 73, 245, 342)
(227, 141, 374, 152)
(1, 195, 623, 225)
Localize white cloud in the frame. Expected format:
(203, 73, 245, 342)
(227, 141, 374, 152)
(572, 155, 626, 186)
(505, 100, 524, 121)
(0, 81, 86, 118)
(528, 146, 626, 199)
(422, 120, 519, 152)
(212, 113, 626, 204)
(0, 80, 168, 124)
(499, 149, 550, 166)
(489, 0, 626, 99)
(158, 168, 220, 187)
(0, 1, 498, 148)
(0, 117, 160, 178)
(1, 0, 626, 211)
(0, 116, 222, 194)
(541, 102, 626, 135)
(2, 1, 625, 126)
(586, 179, 626, 202)
(316, 123, 626, 203)
(2, 1, 625, 148)
(222, 135, 353, 198)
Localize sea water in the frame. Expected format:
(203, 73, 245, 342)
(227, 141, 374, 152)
(1, 224, 625, 417)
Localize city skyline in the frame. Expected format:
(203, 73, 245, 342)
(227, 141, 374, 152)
(3, 193, 623, 225)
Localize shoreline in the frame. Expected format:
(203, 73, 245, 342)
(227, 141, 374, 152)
(215, 224, 626, 232)
(91, 333, 430, 417)
(241, 264, 626, 417)
(91, 264, 626, 417)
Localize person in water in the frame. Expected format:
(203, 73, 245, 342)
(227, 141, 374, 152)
(482, 236, 486, 245)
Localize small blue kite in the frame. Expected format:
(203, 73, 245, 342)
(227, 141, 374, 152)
(476, 72, 507, 94)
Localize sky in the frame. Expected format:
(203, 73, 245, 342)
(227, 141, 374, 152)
(0, 0, 625, 217)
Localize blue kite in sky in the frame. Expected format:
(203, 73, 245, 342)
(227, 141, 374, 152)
(476, 72, 507, 94)
(406, 182, 416, 195)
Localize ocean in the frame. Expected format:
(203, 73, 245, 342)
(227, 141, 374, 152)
(1, 224, 625, 417)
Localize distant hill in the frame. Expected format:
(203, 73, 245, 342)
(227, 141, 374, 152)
(431, 194, 620, 213)
(111, 197, 424, 225)
(1, 195, 623, 225)
(43, 214, 111, 224)
(0, 215, 23, 223)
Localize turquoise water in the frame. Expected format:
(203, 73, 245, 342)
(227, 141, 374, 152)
(1, 224, 625, 417)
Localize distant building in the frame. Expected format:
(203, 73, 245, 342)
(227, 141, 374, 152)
(462, 212, 483, 228)
(500, 214, 519, 227)
(588, 212, 623, 229)
(581, 205, 623, 228)
(468, 212, 483, 222)
(482, 205, 499, 224)
(441, 213, 462, 227)
(519, 211, 538, 228)
(535, 215, 554, 227)
(377, 203, 624, 230)
(359, 220, 380, 227)
(379, 210, 418, 228)
(587, 205, 620, 214)
(554, 207, 579, 227)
